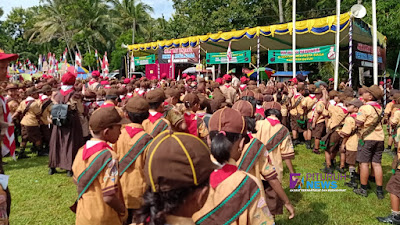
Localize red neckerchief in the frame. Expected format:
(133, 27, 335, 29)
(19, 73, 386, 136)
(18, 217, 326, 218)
(247, 132, 253, 139)
(39, 95, 49, 102)
(119, 95, 126, 101)
(164, 101, 169, 106)
(184, 112, 197, 136)
(126, 93, 133, 99)
(137, 90, 146, 97)
(100, 102, 115, 108)
(60, 89, 74, 96)
(294, 93, 302, 99)
(366, 101, 382, 110)
(350, 113, 357, 118)
(210, 164, 238, 189)
(239, 84, 247, 91)
(267, 117, 281, 126)
(309, 94, 316, 100)
(125, 126, 144, 138)
(255, 106, 265, 117)
(337, 103, 348, 114)
(148, 112, 163, 123)
(88, 80, 95, 85)
(392, 100, 395, 104)
(82, 141, 112, 160)
(224, 84, 231, 89)
(359, 97, 363, 102)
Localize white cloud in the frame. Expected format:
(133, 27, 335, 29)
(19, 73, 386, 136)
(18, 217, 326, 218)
(147, 0, 174, 19)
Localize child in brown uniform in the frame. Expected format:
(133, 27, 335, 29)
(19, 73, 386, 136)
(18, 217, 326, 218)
(134, 131, 215, 225)
(12, 87, 42, 159)
(339, 99, 363, 188)
(114, 97, 153, 224)
(194, 108, 276, 225)
(289, 84, 306, 146)
(142, 89, 171, 137)
(303, 85, 318, 149)
(72, 107, 127, 225)
(353, 85, 385, 199)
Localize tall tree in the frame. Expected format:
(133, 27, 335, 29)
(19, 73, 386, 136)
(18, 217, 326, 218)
(109, 0, 154, 44)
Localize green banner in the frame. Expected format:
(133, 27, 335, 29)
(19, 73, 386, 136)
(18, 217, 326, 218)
(134, 55, 155, 66)
(206, 50, 251, 64)
(268, 45, 336, 64)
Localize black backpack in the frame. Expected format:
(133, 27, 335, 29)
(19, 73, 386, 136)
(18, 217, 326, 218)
(51, 104, 69, 127)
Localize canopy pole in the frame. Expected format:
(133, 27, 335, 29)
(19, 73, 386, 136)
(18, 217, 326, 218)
(292, 0, 296, 78)
(384, 70, 387, 107)
(372, 0, 378, 85)
(348, 17, 353, 87)
(198, 42, 201, 78)
(334, 0, 341, 90)
(257, 35, 260, 85)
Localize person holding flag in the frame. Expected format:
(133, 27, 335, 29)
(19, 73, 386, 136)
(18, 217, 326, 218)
(227, 41, 232, 72)
(102, 52, 109, 76)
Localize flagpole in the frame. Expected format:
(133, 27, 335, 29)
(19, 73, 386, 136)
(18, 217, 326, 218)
(334, 0, 341, 90)
(292, 0, 296, 78)
(257, 35, 260, 85)
(348, 17, 353, 87)
(372, 0, 378, 85)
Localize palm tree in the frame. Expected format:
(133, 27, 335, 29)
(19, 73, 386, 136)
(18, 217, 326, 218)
(25, 0, 76, 62)
(109, 0, 154, 44)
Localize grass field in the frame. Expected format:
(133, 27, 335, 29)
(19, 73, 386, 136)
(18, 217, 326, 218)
(4, 140, 395, 225)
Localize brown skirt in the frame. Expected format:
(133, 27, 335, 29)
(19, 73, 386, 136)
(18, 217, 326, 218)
(346, 151, 357, 165)
(312, 122, 326, 139)
(49, 111, 84, 170)
(40, 124, 52, 143)
(21, 125, 41, 144)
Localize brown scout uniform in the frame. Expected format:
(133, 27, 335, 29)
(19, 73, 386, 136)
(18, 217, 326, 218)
(339, 114, 358, 165)
(356, 101, 384, 163)
(16, 97, 41, 143)
(219, 84, 237, 105)
(289, 93, 305, 132)
(72, 139, 124, 225)
(192, 169, 275, 225)
(114, 123, 152, 209)
(255, 116, 294, 183)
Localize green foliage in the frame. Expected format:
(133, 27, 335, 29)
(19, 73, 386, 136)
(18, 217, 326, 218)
(83, 52, 96, 68)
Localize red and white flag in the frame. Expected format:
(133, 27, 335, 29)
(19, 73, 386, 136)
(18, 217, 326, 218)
(0, 96, 15, 159)
(102, 52, 109, 75)
(75, 52, 82, 72)
(227, 41, 232, 62)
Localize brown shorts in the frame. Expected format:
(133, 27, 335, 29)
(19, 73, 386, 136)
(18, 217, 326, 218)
(357, 140, 384, 163)
(282, 116, 288, 128)
(21, 125, 41, 144)
(264, 185, 284, 215)
(328, 131, 342, 153)
(345, 151, 357, 165)
(290, 114, 305, 133)
(387, 170, 400, 198)
(312, 122, 326, 139)
(40, 125, 52, 143)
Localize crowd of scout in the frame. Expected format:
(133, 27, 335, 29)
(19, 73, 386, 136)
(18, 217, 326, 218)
(1, 70, 400, 224)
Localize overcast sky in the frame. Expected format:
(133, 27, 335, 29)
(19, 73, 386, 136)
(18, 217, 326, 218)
(0, 0, 174, 20)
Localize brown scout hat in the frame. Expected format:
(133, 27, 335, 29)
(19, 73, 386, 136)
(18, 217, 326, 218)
(348, 98, 363, 108)
(26, 87, 39, 96)
(89, 107, 129, 132)
(183, 93, 200, 106)
(5, 83, 18, 90)
(146, 89, 166, 103)
(105, 88, 120, 98)
(145, 131, 215, 192)
(264, 101, 281, 111)
(393, 93, 400, 103)
(254, 93, 263, 102)
(165, 88, 180, 99)
(241, 90, 254, 97)
(365, 85, 383, 100)
(232, 100, 254, 117)
(41, 84, 52, 93)
(329, 90, 339, 98)
(125, 96, 149, 113)
(209, 108, 246, 134)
